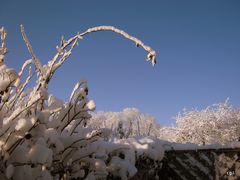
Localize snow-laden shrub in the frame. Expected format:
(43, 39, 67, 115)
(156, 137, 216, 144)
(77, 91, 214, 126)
(0, 26, 163, 179)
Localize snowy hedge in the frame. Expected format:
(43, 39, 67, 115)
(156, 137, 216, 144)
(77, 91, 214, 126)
(0, 26, 164, 180)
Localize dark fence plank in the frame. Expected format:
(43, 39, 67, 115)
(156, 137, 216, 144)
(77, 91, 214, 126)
(157, 148, 240, 180)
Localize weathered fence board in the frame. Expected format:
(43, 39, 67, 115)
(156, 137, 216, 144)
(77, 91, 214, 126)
(158, 148, 240, 180)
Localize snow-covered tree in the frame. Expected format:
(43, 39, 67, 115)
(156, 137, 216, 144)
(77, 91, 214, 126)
(0, 26, 164, 180)
(88, 108, 161, 138)
(158, 127, 179, 143)
(172, 99, 240, 145)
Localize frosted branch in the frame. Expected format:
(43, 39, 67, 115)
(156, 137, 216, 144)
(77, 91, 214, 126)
(18, 59, 34, 77)
(0, 27, 7, 56)
(82, 26, 157, 65)
(8, 66, 33, 110)
(20, 25, 42, 76)
(52, 26, 157, 72)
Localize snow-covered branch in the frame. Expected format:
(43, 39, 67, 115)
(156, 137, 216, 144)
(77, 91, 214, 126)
(0, 27, 7, 57)
(82, 26, 157, 65)
(20, 25, 42, 76)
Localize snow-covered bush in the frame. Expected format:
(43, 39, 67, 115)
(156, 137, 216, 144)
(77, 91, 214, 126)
(169, 99, 240, 145)
(88, 108, 161, 138)
(0, 26, 163, 179)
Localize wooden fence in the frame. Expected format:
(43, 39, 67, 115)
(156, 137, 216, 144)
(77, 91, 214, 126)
(158, 148, 240, 180)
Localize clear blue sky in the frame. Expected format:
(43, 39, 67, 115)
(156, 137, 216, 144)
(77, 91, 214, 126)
(1, 0, 240, 126)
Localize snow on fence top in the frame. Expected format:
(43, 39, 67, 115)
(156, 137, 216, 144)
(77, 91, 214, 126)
(160, 140, 240, 151)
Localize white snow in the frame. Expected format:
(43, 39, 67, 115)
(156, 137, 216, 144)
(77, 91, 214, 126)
(86, 100, 96, 111)
(28, 138, 53, 166)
